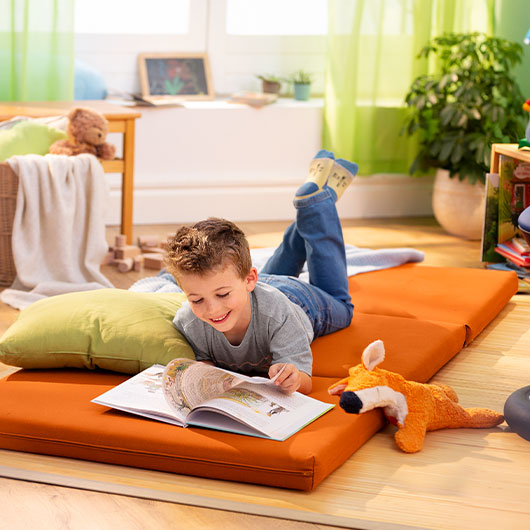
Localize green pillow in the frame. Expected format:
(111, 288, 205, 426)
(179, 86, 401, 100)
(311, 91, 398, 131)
(0, 120, 67, 161)
(0, 289, 194, 374)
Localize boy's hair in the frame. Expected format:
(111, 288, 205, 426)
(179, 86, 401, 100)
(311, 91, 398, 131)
(165, 217, 252, 280)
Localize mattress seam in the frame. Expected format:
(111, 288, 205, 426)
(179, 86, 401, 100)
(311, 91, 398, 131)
(0, 432, 313, 477)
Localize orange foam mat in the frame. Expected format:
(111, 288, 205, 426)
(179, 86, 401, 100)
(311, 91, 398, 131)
(0, 265, 518, 490)
(0, 371, 381, 491)
(349, 265, 518, 343)
(312, 312, 466, 380)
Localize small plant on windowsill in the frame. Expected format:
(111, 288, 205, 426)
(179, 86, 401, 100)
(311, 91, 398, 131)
(256, 74, 282, 95)
(289, 70, 314, 101)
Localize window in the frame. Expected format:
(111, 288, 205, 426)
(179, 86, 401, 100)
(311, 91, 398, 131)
(226, 0, 327, 35)
(74, 0, 190, 34)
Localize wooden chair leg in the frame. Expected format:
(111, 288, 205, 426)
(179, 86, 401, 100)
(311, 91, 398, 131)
(121, 118, 135, 244)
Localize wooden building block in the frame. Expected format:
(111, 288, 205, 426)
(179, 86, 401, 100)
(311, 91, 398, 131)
(115, 234, 127, 248)
(143, 253, 164, 270)
(114, 245, 142, 260)
(116, 258, 134, 272)
(133, 255, 144, 272)
(140, 246, 165, 254)
(137, 235, 160, 248)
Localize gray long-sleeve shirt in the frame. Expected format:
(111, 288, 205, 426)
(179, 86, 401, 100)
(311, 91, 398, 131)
(173, 282, 314, 376)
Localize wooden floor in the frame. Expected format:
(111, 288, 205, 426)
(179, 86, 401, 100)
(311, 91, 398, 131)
(1, 217, 528, 530)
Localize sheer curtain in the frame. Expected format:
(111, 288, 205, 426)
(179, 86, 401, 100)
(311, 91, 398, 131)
(323, 0, 495, 174)
(0, 0, 75, 101)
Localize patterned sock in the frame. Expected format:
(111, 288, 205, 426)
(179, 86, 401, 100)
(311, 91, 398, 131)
(295, 149, 335, 199)
(296, 157, 359, 202)
(324, 158, 359, 201)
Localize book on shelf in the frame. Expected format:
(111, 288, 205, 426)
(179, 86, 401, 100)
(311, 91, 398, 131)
(494, 241, 530, 267)
(481, 172, 503, 263)
(486, 261, 530, 277)
(92, 359, 334, 441)
(511, 236, 530, 255)
(482, 154, 530, 265)
(497, 154, 530, 245)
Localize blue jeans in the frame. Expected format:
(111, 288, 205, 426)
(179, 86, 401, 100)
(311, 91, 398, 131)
(259, 188, 353, 338)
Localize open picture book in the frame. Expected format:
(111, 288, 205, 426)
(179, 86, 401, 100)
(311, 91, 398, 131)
(92, 359, 334, 441)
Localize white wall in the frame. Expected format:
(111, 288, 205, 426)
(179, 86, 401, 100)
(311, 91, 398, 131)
(104, 99, 433, 225)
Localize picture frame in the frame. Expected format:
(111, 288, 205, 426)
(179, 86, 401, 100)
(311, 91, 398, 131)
(138, 53, 214, 101)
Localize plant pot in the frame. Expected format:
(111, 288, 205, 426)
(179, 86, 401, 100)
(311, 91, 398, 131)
(293, 83, 311, 101)
(432, 169, 486, 240)
(261, 80, 281, 94)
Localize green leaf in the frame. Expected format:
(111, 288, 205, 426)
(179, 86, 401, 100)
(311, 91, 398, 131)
(439, 138, 456, 161)
(470, 108, 481, 120)
(456, 113, 468, 128)
(450, 142, 464, 164)
(440, 106, 456, 126)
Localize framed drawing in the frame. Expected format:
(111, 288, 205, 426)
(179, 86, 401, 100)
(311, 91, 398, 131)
(138, 53, 214, 101)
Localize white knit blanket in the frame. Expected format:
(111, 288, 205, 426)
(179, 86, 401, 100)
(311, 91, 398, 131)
(130, 246, 425, 293)
(1, 154, 113, 310)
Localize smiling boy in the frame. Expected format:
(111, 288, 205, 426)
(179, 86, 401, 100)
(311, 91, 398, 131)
(166, 150, 358, 394)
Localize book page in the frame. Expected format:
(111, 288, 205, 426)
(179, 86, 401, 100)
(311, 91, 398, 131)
(91, 365, 187, 426)
(188, 382, 333, 440)
(163, 359, 286, 417)
(163, 359, 242, 416)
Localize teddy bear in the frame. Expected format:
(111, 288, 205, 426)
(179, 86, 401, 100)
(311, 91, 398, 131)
(328, 340, 504, 453)
(49, 107, 116, 160)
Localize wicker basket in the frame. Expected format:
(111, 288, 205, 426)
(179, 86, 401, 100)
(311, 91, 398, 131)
(0, 162, 18, 286)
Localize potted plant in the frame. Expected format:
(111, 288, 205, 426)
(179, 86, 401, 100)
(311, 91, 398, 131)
(289, 70, 313, 101)
(257, 74, 282, 95)
(402, 32, 525, 239)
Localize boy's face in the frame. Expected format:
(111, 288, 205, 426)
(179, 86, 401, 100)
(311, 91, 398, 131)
(177, 263, 258, 339)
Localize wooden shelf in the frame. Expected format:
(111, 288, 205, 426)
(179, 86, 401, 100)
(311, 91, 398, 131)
(490, 143, 530, 172)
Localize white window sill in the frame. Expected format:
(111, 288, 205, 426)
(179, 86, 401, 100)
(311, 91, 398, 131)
(106, 96, 324, 111)
(181, 97, 324, 110)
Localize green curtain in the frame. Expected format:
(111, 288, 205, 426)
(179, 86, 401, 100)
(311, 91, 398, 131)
(0, 0, 75, 101)
(493, 0, 530, 97)
(323, 0, 495, 175)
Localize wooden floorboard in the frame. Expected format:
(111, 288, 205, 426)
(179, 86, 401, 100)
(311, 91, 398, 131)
(1, 217, 528, 530)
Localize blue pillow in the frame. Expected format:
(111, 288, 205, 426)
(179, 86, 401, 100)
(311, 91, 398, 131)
(74, 60, 107, 100)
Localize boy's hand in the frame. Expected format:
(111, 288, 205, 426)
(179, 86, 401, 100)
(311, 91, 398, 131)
(268, 363, 311, 394)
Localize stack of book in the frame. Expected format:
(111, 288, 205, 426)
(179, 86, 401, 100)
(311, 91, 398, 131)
(481, 156, 530, 289)
(494, 237, 530, 282)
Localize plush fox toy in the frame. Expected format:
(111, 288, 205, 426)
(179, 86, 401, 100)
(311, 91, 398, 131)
(328, 340, 504, 452)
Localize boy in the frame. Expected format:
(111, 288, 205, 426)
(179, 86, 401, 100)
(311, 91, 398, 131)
(166, 150, 358, 394)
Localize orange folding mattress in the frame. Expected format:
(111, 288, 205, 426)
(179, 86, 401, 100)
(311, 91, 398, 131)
(0, 265, 518, 490)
